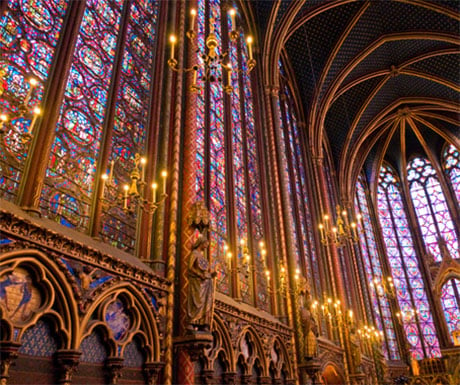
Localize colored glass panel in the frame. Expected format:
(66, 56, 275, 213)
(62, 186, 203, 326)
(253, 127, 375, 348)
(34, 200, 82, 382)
(443, 143, 460, 206)
(240, 29, 268, 310)
(100, 0, 159, 252)
(378, 164, 441, 359)
(41, 0, 123, 229)
(0, 0, 69, 200)
(408, 157, 459, 261)
(440, 279, 460, 342)
(355, 175, 399, 360)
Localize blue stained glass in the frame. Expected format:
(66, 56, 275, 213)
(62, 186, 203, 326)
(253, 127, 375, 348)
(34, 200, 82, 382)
(0, 0, 69, 200)
(41, 0, 123, 228)
(99, 0, 159, 252)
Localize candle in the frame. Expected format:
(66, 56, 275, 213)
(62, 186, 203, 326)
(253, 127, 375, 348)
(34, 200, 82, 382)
(319, 223, 325, 241)
(101, 173, 108, 197)
(323, 214, 329, 231)
(169, 35, 176, 60)
(123, 184, 129, 210)
(192, 66, 198, 87)
(190, 8, 196, 30)
(246, 36, 253, 60)
(351, 222, 357, 238)
(152, 182, 158, 203)
(161, 170, 167, 194)
(342, 209, 349, 227)
(140, 156, 146, 183)
(0, 114, 7, 131)
(24, 77, 38, 105)
(226, 63, 232, 85)
(109, 159, 114, 183)
(229, 8, 236, 31)
(29, 107, 41, 134)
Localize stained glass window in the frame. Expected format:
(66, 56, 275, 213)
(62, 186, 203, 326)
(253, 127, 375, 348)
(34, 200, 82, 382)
(443, 143, 460, 206)
(407, 157, 459, 261)
(278, 78, 319, 300)
(195, 1, 268, 308)
(377, 164, 441, 359)
(355, 175, 399, 360)
(440, 279, 460, 342)
(99, 0, 159, 252)
(40, 0, 124, 229)
(0, 0, 69, 200)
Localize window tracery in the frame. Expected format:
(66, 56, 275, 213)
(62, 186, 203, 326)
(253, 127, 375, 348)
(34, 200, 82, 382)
(355, 175, 399, 360)
(195, 0, 268, 309)
(377, 164, 441, 359)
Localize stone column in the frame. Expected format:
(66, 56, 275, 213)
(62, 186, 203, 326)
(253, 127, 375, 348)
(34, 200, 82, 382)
(55, 349, 81, 385)
(106, 357, 124, 385)
(0, 342, 20, 385)
(144, 362, 164, 385)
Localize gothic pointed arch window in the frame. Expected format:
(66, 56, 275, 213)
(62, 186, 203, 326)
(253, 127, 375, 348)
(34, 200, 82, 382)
(355, 174, 399, 360)
(195, 0, 269, 310)
(407, 154, 460, 342)
(40, 0, 125, 229)
(277, 65, 319, 300)
(377, 163, 441, 359)
(407, 156, 459, 260)
(0, 0, 70, 200)
(9, 0, 162, 253)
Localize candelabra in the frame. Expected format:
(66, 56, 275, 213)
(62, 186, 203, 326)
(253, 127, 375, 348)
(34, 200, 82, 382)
(100, 154, 168, 215)
(357, 324, 384, 343)
(168, 7, 255, 94)
(0, 75, 42, 142)
(318, 205, 360, 246)
(265, 263, 301, 296)
(370, 275, 396, 298)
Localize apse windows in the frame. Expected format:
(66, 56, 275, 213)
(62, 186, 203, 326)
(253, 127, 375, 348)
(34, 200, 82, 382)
(377, 164, 441, 359)
(407, 157, 459, 261)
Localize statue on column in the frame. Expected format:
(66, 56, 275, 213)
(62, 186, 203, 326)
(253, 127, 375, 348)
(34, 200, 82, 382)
(349, 328, 362, 373)
(299, 281, 318, 360)
(186, 234, 217, 332)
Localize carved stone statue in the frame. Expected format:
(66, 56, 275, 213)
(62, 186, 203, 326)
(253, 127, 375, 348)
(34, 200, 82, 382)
(187, 235, 216, 332)
(299, 284, 318, 360)
(350, 328, 362, 373)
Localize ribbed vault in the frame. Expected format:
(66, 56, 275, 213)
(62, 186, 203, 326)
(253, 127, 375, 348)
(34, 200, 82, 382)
(253, 0, 459, 201)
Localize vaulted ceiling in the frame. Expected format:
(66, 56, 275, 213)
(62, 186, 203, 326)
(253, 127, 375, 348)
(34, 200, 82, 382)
(252, 0, 460, 199)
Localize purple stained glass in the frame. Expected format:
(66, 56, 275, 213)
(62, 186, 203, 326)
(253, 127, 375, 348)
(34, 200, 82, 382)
(378, 164, 441, 359)
(440, 279, 460, 342)
(355, 175, 399, 360)
(100, 0, 159, 252)
(0, 0, 69, 200)
(408, 157, 459, 261)
(443, 143, 460, 205)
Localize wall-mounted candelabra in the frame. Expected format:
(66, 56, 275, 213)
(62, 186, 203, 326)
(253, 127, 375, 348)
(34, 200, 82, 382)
(168, 7, 255, 95)
(0, 75, 42, 142)
(318, 205, 360, 246)
(370, 275, 396, 298)
(100, 154, 168, 215)
(357, 324, 384, 343)
(265, 263, 301, 296)
(311, 297, 352, 328)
